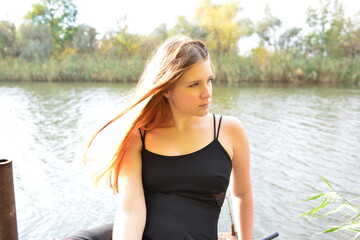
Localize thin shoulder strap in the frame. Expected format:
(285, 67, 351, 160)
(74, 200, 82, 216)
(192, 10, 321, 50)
(216, 115, 223, 139)
(212, 114, 223, 139)
(138, 129, 146, 147)
(212, 114, 216, 139)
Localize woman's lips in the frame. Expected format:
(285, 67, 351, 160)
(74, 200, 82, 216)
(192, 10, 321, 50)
(199, 103, 210, 107)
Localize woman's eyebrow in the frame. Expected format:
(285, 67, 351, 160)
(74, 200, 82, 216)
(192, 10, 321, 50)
(186, 75, 214, 84)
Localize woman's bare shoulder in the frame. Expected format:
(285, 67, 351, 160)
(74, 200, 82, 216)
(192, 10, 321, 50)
(126, 128, 144, 152)
(219, 115, 249, 146)
(117, 129, 143, 180)
(219, 115, 246, 133)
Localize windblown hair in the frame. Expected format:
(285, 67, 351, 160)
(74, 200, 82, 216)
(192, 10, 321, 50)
(85, 35, 210, 193)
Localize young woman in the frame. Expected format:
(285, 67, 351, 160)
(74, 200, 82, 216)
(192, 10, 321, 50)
(65, 35, 253, 240)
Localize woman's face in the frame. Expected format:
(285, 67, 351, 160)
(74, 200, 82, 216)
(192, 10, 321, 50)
(165, 59, 213, 117)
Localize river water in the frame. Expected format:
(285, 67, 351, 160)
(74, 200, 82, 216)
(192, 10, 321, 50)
(0, 82, 359, 240)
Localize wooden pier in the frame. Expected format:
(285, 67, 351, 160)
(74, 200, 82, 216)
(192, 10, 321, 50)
(218, 232, 238, 240)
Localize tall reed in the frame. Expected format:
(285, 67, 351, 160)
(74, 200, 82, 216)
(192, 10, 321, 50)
(0, 55, 144, 82)
(0, 54, 359, 83)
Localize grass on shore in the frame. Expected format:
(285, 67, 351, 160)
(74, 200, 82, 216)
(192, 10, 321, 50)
(0, 54, 359, 83)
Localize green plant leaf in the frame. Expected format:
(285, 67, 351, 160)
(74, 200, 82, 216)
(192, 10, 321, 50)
(314, 204, 347, 218)
(321, 223, 360, 233)
(352, 232, 360, 240)
(301, 198, 334, 218)
(303, 193, 326, 201)
(352, 214, 360, 224)
(301, 176, 360, 238)
(320, 176, 335, 191)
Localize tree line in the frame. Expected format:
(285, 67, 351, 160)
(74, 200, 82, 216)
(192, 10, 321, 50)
(0, 0, 359, 83)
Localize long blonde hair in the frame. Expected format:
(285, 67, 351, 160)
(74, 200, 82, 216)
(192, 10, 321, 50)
(85, 35, 210, 193)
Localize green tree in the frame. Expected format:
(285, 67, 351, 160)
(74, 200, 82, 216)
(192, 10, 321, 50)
(341, 16, 360, 57)
(306, 0, 331, 56)
(278, 27, 304, 56)
(0, 21, 16, 58)
(152, 23, 169, 43)
(305, 0, 347, 57)
(194, 0, 243, 57)
(72, 24, 98, 54)
(100, 16, 140, 58)
(255, 4, 282, 51)
(170, 16, 207, 39)
(326, 0, 346, 57)
(17, 23, 55, 62)
(24, 0, 78, 53)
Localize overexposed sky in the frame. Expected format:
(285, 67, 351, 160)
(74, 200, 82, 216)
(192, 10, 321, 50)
(1, 0, 359, 36)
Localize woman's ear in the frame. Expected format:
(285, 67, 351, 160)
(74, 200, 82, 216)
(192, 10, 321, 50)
(163, 90, 170, 98)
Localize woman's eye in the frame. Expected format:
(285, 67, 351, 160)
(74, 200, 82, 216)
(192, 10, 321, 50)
(189, 83, 198, 88)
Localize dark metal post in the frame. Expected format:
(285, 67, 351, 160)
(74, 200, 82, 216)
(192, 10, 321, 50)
(0, 159, 19, 240)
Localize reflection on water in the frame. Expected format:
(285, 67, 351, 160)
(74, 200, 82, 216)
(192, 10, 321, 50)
(0, 82, 359, 240)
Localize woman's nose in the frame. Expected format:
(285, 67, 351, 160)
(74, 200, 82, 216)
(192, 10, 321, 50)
(201, 84, 212, 99)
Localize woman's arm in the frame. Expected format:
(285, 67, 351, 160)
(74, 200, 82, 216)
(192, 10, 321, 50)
(112, 130, 146, 240)
(224, 116, 253, 240)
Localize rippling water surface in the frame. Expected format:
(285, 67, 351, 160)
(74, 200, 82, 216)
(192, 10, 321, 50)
(0, 82, 359, 240)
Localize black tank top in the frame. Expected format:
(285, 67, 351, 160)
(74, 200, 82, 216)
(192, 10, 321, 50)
(140, 114, 232, 240)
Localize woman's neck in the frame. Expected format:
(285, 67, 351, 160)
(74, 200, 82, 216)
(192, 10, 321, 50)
(165, 113, 210, 132)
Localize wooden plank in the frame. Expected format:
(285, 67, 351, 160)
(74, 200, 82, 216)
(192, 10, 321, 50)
(218, 232, 238, 240)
